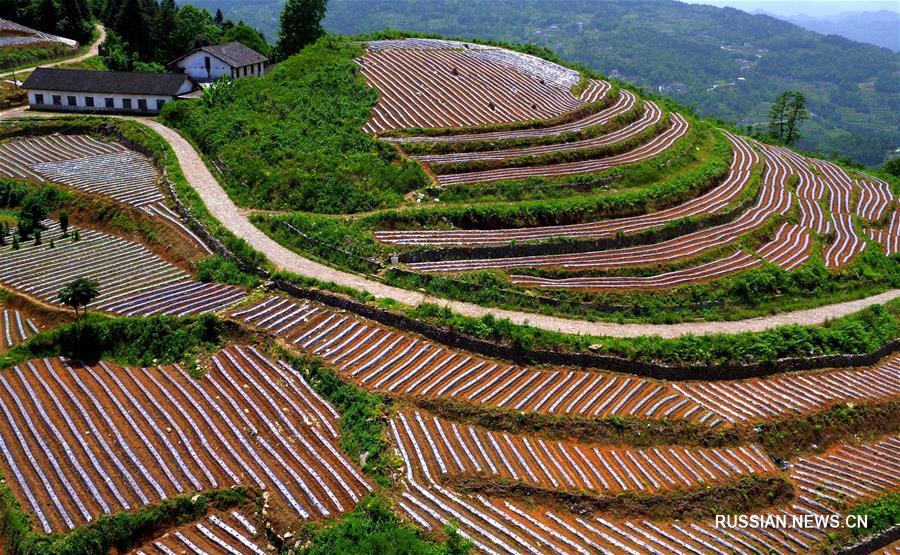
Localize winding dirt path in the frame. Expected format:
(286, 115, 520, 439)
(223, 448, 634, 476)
(2, 110, 897, 338)
(135, 120, 900, 339)
(0, 25, 106, 80)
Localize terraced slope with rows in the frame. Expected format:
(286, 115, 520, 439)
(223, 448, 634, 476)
(0, 219, 244, 316)
(0, 346, 371, 533)
(391, 421, 900, 555)
(0, 133, 210, 251)
(234, 296, 900, 426)
(359, 39, 605, 133)
(0, 308, 39, 349)
(130, 510, 266, 555)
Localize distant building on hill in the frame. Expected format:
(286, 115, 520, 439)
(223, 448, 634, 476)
(22, 68, 194, 114)
(169, 41, 268, 82)
(0, 17, 77, 47)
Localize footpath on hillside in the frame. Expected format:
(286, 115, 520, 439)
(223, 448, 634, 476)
(1, 108, 897, 338)
(0, 25, 106, 81)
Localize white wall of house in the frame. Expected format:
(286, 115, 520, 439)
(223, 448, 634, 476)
(175, 50, 266, 81)
(27, 89, 184, 114)
(176, 51, 232, 81)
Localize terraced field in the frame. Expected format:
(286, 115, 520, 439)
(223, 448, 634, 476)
(0, 308, 39, 349)
(234, 295, 900, 426)
(0, 133, 209, 251)
(391, 423, 899, 555)
(0, 346, 370, 532)
(131, 510, 266, 555)
(0, 220, 244, 316)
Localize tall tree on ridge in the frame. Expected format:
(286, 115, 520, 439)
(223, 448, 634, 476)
(276, 0, 327, 58)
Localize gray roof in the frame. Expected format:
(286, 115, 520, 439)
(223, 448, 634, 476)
(22, 68, 192, 96)
(199, 42, 267, 67)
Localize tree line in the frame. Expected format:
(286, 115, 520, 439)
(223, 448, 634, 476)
(0, 0, 94, 42)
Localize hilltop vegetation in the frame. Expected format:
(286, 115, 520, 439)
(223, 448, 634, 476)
(162, 35, 428, 213)
(186, 0, 899, 166)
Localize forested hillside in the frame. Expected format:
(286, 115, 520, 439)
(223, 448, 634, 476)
(185, 0, 899, 166)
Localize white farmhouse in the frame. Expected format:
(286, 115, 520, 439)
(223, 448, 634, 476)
(22, 68, 194, 114)
(170, 41, 268, 82)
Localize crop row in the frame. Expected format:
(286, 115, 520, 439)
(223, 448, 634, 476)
(389, 84, 626, 146)
(234, 295, 900, 426)
(359, 43, 592, 133)
(375, 131, 756, 246)
(31, 150, 165, 208)
(393, 417, 899, 554)
(395, 409, 774, 495)
(867, 208, 900, 256)
(413, 98, 657, 165)
(0, 346, 369, 532)
(434, 112, 689, 187)
(131, 511, 266, 555)
(1, 308, 39, 348)
(0, 220, 244, 316)
(0, 134, 124, 182)
(407, 181, 790, 273)
(509, 222, 810, 290)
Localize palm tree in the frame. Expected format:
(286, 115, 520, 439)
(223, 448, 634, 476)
(58, 278, 100, 322)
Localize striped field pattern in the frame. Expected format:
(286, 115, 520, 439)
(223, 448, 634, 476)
(233, 295, 900, 428)
(395, 410, 776, 495)
(393, 408, 900, 555)
(358, 39, 598, 133)
(0, 346, 371, 533)
(0, 220, 245, 316)
(1, 309, 39, 349)
(131, 511, 266, 555)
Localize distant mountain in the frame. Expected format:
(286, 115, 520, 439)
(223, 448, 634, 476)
(183, 0, 900, 165)
(760, 9, 900, 52)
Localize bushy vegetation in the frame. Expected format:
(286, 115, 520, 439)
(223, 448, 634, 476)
(163, 35, 429, 214)
(0, 481, 251, 555)
(847, 492, 900, 539)
(407, 299, 900, 366)
(288, 354, 394, 485)
(0, 0, 94, 43)
(197, 255, 262, 288)
(0, 42, 74, 69)
(1, 313, 228, 368)
(298, 494, 469, 555)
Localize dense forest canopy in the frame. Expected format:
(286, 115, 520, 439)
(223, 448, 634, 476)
(0, 0, 95, 41)
(183, 0, 899, 166)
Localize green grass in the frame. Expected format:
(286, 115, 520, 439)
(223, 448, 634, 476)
(0, 313, 231, 371)
(297, 494, 470, 555)
(162, 35, 429, 214)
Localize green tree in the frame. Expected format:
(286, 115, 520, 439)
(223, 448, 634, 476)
(883, 158, 900, 178)
(17, 190, 52, 238)
(276, 0, 327, 58)
(223, 22, 270, 58)
(783, 91, 809, 145)
(172, 4, 222, 54)
(768, 91, 789, 142)
(59, 210, 69, 236)
(58, 0, 93, 42)
(58, 277, 100, 321)
(112, 0, 155, 59)
(153, 0, 179, 63)
(769, 91, 809, 145)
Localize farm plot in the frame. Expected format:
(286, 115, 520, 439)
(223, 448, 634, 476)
(391, 416, 895, 555)
(31, 150, 165, 208)
(130, 510, 266, 555)
(387, 86, 630, 146)
(413, 99, 659, 165)
(0, 134, 125, 182)
(0, 220, 244, 316)
(509, 222, 811, 291)
(0, 346, 370, 533)
(1, 308, 39, 348)
(394, 409, 775, 495)
(234, 295, 900, 427)
(406, 181, 792, 273)
(231, 295, 718, 425)
(434, 112, 689, 187)
(359, 40, 595, 133)
(672, 355, 900, 425)
(375, 131, 758, 247)
(867, 208, 900, 255)
(815, 159, 871, 268)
